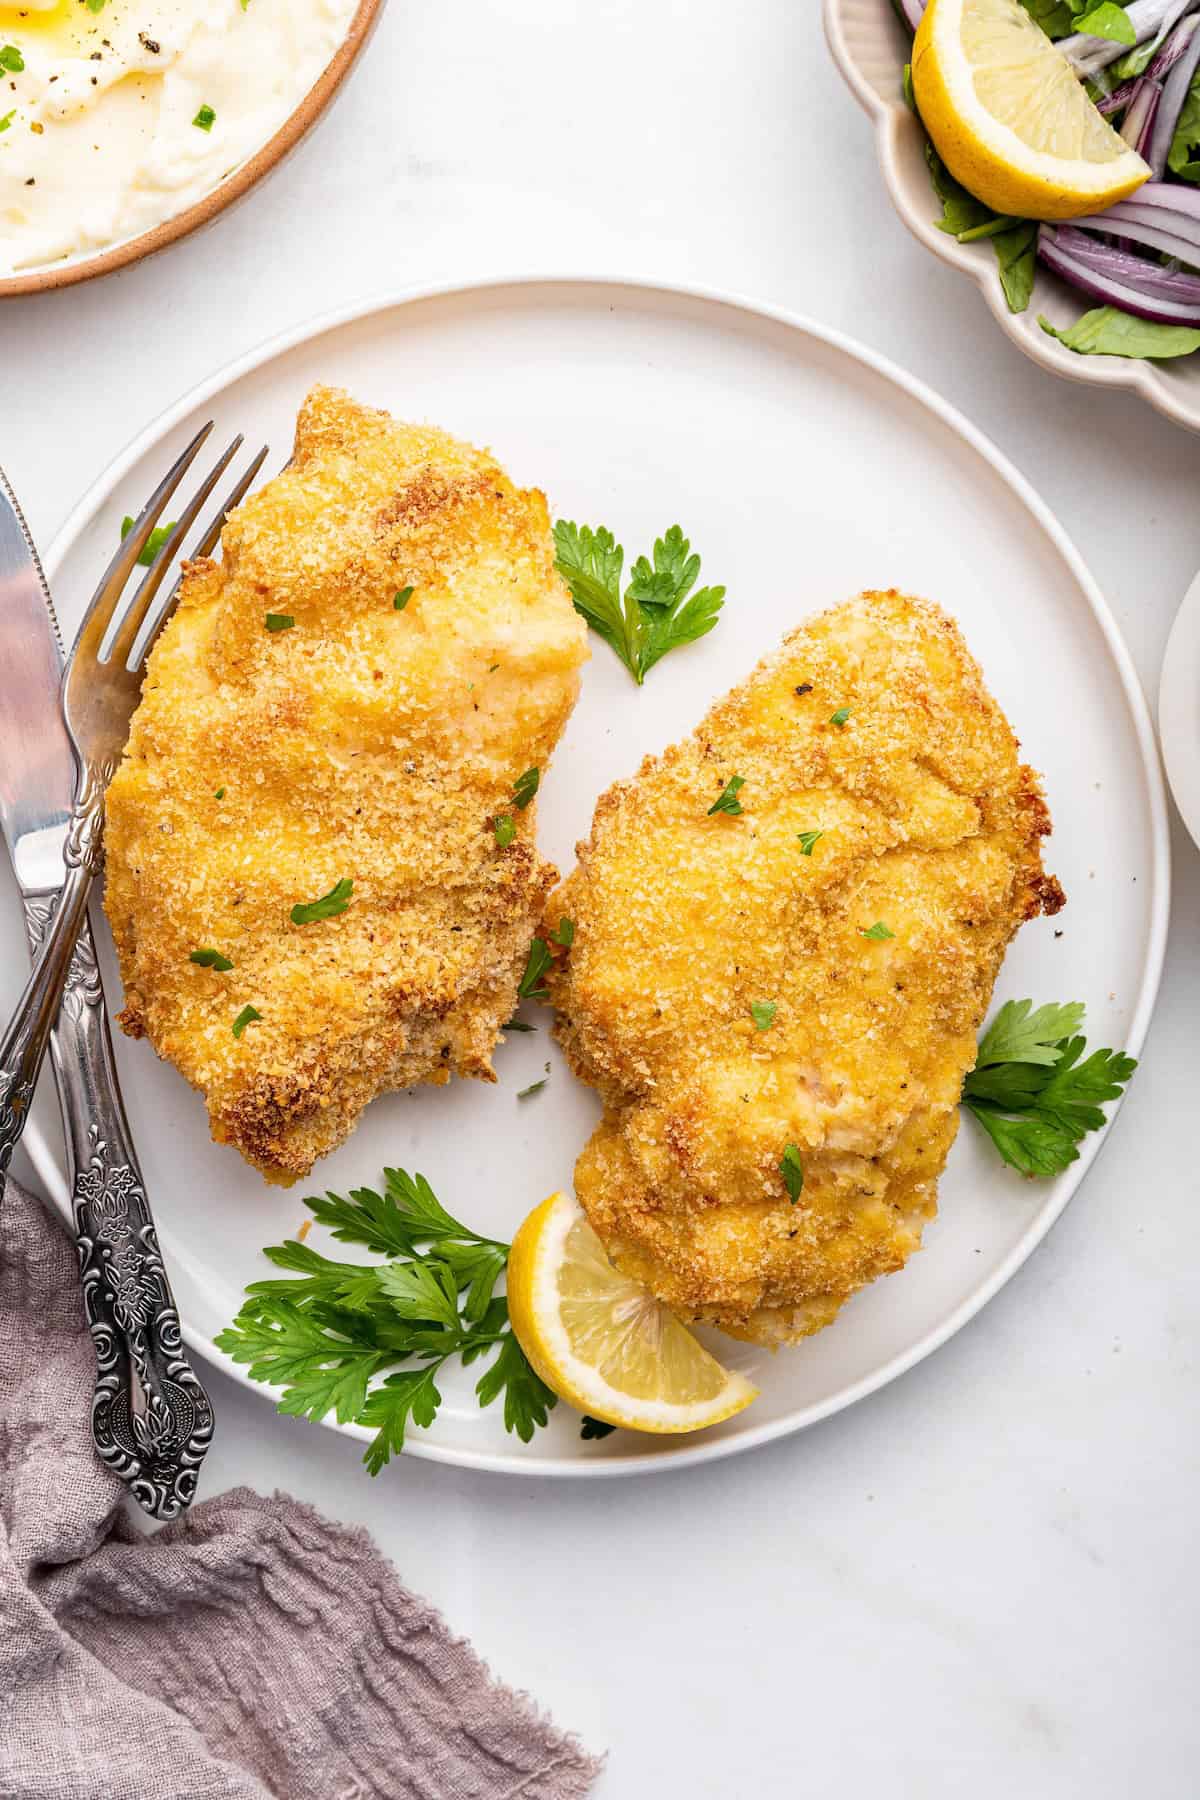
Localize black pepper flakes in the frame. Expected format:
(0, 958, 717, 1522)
(794, 682, 813, 697)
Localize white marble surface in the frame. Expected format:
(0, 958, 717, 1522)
(4, 4, 1199, 1793)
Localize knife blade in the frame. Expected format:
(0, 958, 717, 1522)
(0, 465, 213, 1520)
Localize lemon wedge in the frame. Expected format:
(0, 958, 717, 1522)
(913, 0, 1150, 222)
(506, 1192, 758, 1434)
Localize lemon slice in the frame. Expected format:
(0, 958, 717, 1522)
(506, 1193, 758, 1434)
(913, 0, 1150, 222)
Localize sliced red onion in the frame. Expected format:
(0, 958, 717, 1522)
(1099, 17, 1199, 119)
(895, 0, 925, 31)
(1051, 223, 1200, 296)
(1039, 225, 1200, 321)
(1120, 79, 1162, 152)
(1145, 5, 1200, 170)
(1079, 206, 1200, 261)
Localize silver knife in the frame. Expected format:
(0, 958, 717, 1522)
(0, 466, 213, 1521)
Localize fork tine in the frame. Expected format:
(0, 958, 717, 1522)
(104, 434, 244, 668)
(130, 444, 270, 673)
(71, 421, 214, 670)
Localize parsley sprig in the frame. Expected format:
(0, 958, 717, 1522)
(553, 521, 725, 685)
(963, 1000, 1136, 1178)
(215, 1167, 557, 1474)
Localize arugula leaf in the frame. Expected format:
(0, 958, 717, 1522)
(476, 1333, 557, 1441)
(553, 520, 724, 684)
(359, 1367, 443, 1474)
(974, 999, 1087, 1068)
(1169, 69, 1200, 185)
(992, 219, 1039, 314)
(1017, 0, 1082, 35)
(1040, 308, 1200, 360)
(919, 129, 1037, 315)
(1072, 2, 1134, 43)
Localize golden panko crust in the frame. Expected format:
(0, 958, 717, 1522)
(543, 591, 1063, 1346)
(104, 385, 588, 1182)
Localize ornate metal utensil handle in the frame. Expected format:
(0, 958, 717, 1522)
(17, 796, 213, 1519)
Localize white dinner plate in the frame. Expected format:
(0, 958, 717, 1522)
(1160, 568, 1200, 853)
(14, 278, 1169, 1476)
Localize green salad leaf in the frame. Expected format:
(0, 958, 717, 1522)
(1039, 308, 1200, 359)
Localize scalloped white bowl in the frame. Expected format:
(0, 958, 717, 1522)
(825, 0, 1200, 435)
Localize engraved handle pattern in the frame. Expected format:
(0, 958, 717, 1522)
(23, 865, 214, 1520)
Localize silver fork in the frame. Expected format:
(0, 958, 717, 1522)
(0, 423, 267, 1518)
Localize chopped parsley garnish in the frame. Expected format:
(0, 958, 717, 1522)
(121, 515, 176, 567)
(517, 1079, 547, 1100)
(518, 937, 552, 1000)
(829, 708, 851, 728)
(0, 45, 25, 73)
(494, 814, 516, 848)
(86, 0, 107, 12)
(860, 921, 894, 941)
(214, 1166, 556, 1474)
(264, 613, 294, 633)
(962, 999, 1136, 1179)
(232, 1005, 261, 1038)
(553, 520, 725, 685)
(512, 767, 539, 810)
(192, 104, 216, 131)
(291, 878, 353, 925)
(214, 786, 226, 799)
(393, 586, 413, 611)
(796, 830, 824, 856)
(190, 947, 234, 971)
(553, 916, 575, 948)
(581, 1415, 617, 1440)
(0, 110, 13, 133)
(780, 1144, 804, 1203)
(504, 1018, 535, 1032)
(707, 775, 745, 817)
(750, 1000, 777, 1031)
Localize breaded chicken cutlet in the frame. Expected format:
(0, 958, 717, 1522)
(104, 386, 588, 1183)
(544, 591, 1063, 1346)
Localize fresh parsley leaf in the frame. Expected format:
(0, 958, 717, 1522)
(797, 830, 824, 856)
(265, 613, 294, 632)
(475, 1333, 557, 1442)
(214, 1298, 389, 1425)
(291, 877, 353, 925)
(708, 775, 745, 817)
(860, 922, 895, 942)
(494, 814, 516, 848)
(504, 1017, 535, 1032)
(963, 1002, 1136, 1179)
(214, 786, 226, 800)
(0, 111, 13, 133)
(232, 1004, 261, 1038)
(121, 515, 176, 567)
(1072, 2, 1135, 43)
(393, 586, 414, 610)
(192, 104, 216, 131)
(312, 1167, 502, 1257)
(829, 708, 851, 728)
(1039, 308, 1200, 360)
(512, 767, 539, 810)
(553, 916, 575, 948)
(974, 999, 1087, 1069)
(0, 43, 25, 72)
(189, 947, 234, 970)
(376, 1257, 460, 1329)
(518, 936, 552, 1000)
(553, 519, 724, 684)
(359, 1366, 443, 1474)
(581, 1415, 617, 1440)
(750, 1000, 777, 1031)
(780, 1144, 804, 1203)
(517, 1079, 547, 1100)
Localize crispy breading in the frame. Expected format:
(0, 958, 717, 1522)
(104, 386, 588, 1183)
(543, 591, 1063, 1346)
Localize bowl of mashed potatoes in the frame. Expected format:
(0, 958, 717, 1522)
(0, 0, 379, 293)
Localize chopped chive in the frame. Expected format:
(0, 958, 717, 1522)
(517, 1079, 547, 1100)
(193, 104, 216, 131)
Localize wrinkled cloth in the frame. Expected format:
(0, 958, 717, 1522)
(0, 1180, 601, 1800)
